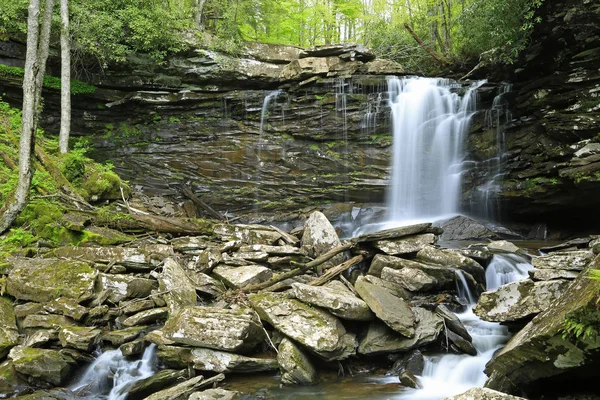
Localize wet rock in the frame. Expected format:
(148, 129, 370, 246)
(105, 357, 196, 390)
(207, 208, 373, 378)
(391, 349, 424, 377)
(185, 271, 226, 297)
(9, 346, 76, 386)
(529, 269, 579, 281)
(97, 273, 156, 304)
(372, 233, 436, 256)
(358, 308, 442, 354)
(0, 297, 19, 359)
(0, 360, 29, 397)
(381, 266, 446, 292)
(189, 388, 240, 400)
(190, 347, 278, 373)
(278, 338, 317, 385)
(444, 328, 477, 356)
(7, 258, 97, 304)
(120, 299, 157, 315)
(399, 371, 420, 389)
(444, 387, 526, 399)
(485, 256, 600, 394)
(435, 215, 499, 241)
(161, 306, 264, 353)
(52, 245, 173, 271)
(532, 250, 594, 271)
(44, 298, 88, 322)
(156, 257, 197, 314)
(123, 307, 169, 327)
(417, 246, 485, 284)
(124, 369, 187, 400)
(487, 241, 521, 253)
(249, 292, 356, 360)
(101, 326, 147, 346)
(300, 211, 343, 259)
(290, 281, 373, 321)
(474, 279, 571, 322)
(22, 314, 76, 330)
(119, 338, 146, 357)
(435, 305, 472, 342)
(58, 327, 101, 352)
(354, 275, 415, 337)
(143, 373, 225, 400)
(214, 224, 282, 245)
(213, 265, 273, 289)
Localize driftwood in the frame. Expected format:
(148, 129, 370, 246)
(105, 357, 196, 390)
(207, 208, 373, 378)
(403, 23, 449, 65)
(182, 186, 223, 220)
(269, 225, 300, 245)
(308, 254, 365, 286)
(352, 223, 432, 243)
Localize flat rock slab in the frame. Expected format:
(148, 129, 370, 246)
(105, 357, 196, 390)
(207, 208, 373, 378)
(156, 258, 197, 314)
(59, 326, 102, 352)
(101, 326, 147, 346)
(213, 265, 273, 289)
(532, 250, 594, 271)
(474, 279, 571, 322)
(214, 224, 282, 245)
(240, 244, 301, 256)
(355, 275, 415, 337)
(97, 273, 156, 304)
(190, 348, 278, 373)
(290, 281, 373, 321)
(353, 223, 432, 243)
(372, 234, 436, 256)
(248, 292, 356, 361)
(529, 269, 579, 281)
(124, 369, 187, 400)
(7, 258, 97, 304)
(435, 215, 498, 241)
(417, 246, 485, 283)
(443, 387, 526, 400)
(123, 308, 169, 327)
(52, 245, 173, 271)
(381, 265, 453, 292)
(143, 374, 225, 400)
(358, 308, 442, 355)
(161, 306, 264, 353)
(278, 338, 317, 385)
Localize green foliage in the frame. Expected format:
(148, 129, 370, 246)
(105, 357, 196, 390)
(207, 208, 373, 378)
(0, 64, 96, 94)
(560, 270, 600, 342)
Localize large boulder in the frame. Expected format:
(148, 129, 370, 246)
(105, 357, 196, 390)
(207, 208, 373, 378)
(474, 279, 571, 322)
(0, 297, 19, 359)
(277, 338, 317, 385)
(156, 258, 197, 314)
(371, 234, 436, 256)
(7, 258, 97, 304)
(58, 326, 102, 352)
(532, 250, 594, 271)
(435, 215, 499, 241)
(485, 256, 600, 394)
(248, 292, 356, 360)
(443, 387, 526, 399)
(9, 346, 76, 386)
(354, 275, 415, 337)
(290, 281, 373, 321)
(97, 273, 156, 304)
(52, 245, 173, 271)
(358, 308, 443, 355)
(160, 306, 265, 353)
(300, 211, 343, 259)
(417, 246, 485, 283)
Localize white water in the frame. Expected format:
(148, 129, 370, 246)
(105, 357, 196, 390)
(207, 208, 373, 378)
(399, 255, 533, 399)
(70, 344, 157, 400)
(386, 77, 485, 224)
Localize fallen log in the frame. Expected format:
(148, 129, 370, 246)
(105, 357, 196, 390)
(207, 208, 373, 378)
(308, 254, 365, 286)
(182, 186, 223, 220)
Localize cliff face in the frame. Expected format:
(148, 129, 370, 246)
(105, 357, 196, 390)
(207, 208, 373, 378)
(463, 0, 600, 230)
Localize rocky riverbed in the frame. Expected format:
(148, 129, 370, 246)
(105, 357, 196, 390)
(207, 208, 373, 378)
(0, 209, 598, 400)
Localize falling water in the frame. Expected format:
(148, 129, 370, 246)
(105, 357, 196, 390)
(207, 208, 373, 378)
(400, 256, 532, 399)
(386, 77, 485, 224)
(70, 344, 157, 400)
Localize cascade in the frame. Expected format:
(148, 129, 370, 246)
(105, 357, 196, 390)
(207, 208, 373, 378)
(70, 344, 157, 400)
(386, 77, 484, 224)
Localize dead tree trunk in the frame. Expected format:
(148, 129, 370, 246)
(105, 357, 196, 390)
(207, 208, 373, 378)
(58, 0, 71, 154)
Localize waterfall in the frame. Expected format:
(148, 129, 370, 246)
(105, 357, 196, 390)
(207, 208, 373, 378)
(386, 77, 484, 224)
(70, 344, 157, 400)
(399, 255, 532, 399)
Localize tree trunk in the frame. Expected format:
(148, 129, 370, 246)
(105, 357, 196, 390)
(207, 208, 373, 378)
(194, 0, 206, 30)
(59, 0, 70, 154)
(0, 0, 56, 234)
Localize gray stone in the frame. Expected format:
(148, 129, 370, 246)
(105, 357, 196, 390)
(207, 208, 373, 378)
(417, 246, 485, 283)
(156, 257, 197, 314)
(290, 281, 373, 321)
(213, 265, 273, 289)
(391, 349, 424, 377)
(185, 271, 226, 297)
(161, 306, 265, 353)
(52, 245, 173, 271)
(381, 266, 438, 292)
(214, 224, 282, 245)
(7, 258, 97, 304)
(171, 236, 210, 252)
(44, 298, 88, 321)
(353, 223, 432, 243)
(249, 292, 356, 360)
(370, 256, 456, 291)
(143, 373, 225, 400)
(101, 326, 147, 346)
(123, 307, 169, 327)
(22, 314, 76, 330)
(0, 297, 18, 359)
(435, 305, 472, 342)
(399, 371, 420, 389)
(123, 369, 187, 400)
(529, 269, 579, 281)
(487, 241, 521, 253)
(24, 330, 57, 348)
(119, 339, 146, 357)
(59, 327, 101, 352)
(230, 251, 269, 263)
(354, 275, 415, 337)
(532, 250, 594, 271)
(300, 211, 343, 261)
(9, 346, 75, 386)
(0, 360, 29, 397)
(278, 338, 317, 385)
(360, 275, 411, 299)
(192, 248, 222, 273)
(189, 388, 240, 400)
(358, 308, 442, 354)
(97, 273, 156, 304)
(574, 142, 600, 158)
(474, 279, 571, 322)
(435, 215, 499, 241)
(372, 234, 436, 256)
(120, 299, 157, 315)
(190, 347, 278, 373)
(443, 387, 526, 400)
(445, 328, 477, 356)
(239, 244, 301, 256)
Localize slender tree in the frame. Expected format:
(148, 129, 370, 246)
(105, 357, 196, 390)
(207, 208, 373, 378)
(0, 0, 55, 234)
(59, 0, 70, 154)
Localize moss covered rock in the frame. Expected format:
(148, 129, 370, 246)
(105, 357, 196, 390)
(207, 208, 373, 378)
(0, 297, 19, 359)
(8, 346, 76, 386)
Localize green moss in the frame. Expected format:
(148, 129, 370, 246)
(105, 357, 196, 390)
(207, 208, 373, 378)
(0, 64, 96, 94)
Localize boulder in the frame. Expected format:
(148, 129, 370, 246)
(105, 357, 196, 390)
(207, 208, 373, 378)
(230, 251, 269, 263)
(22, 314, 76, 330)
(185, 271, 226, 297)
(248, 292, 356, 360)
(399, 371, 420, 389)
(0, 360, 29, 397)
(381, 266, 443, 292)
(58, 327, 101, 352)
(213, 224, 282, 245)
(143, 373, 225, 400)
(97, 273, 156, 304)
(156, 258, 197, 314)
(444, 328, 477, 356)
(358, 308, 442, 355)
(120, 339, 146, 357)
(368, 255, 455, 290)
(52, 245, 173, 271)
(474, 279, 571, 322)
(487, 241, 521, 253)
(290, 281, 373, 321)
(354, 275, 415, 337)
(189, 388, 240, 400)
(0, 297, 19, 359)
(44, 298, 88, 321)
(371, 234, 436, 256)
(24, 330, 57, 348)
(390, 349, 424, 377)
(443, 387, 526, 399)
(212, 265, 273, 289)
(122, 308, 169, 327)
(485, 256, 600, 394)
(435, 305, 472, 342)
(529, 269, 579, 281)
(532, 250, 594, 271)
(435, 215, 499, 241)
(300, 211, 343, 260)
(7, 259, 97, 303)
(170, 236, 211, 253)
(417, 246, 485, 283)
(123, 369, 187, 400)
(279, 57, 331, 81)
(101, 326, 147, 346)
(278, 338, 317, 385)
(192, 248, 222, 273)
(161, 306, 264, 353)
(9, 346, 75, 386)
(120, 299, 156, 315)
(192, 347, 278, 373)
